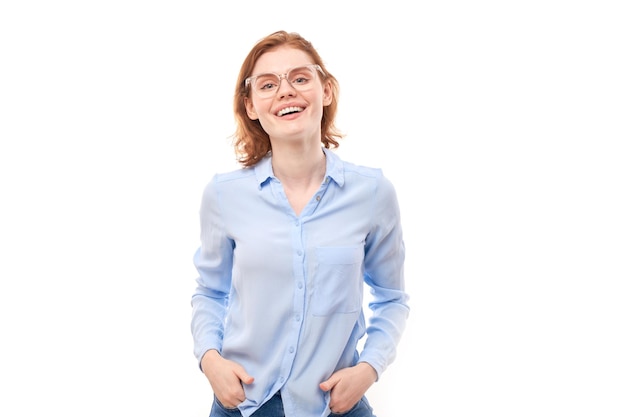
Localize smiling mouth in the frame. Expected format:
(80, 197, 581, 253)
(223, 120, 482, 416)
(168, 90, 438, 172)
(277, 106, 304, 117)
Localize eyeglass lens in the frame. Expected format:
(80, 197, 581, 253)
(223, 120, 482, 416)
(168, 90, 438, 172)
(251, 66, 318, 97)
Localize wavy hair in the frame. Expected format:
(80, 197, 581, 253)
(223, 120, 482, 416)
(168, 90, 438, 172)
(231, 30, 343, 167)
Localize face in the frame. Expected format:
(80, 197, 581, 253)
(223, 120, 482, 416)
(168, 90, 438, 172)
(244, 46, 332, 144)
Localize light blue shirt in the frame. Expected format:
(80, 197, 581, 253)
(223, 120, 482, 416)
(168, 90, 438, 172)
(191, 148, 409, 417)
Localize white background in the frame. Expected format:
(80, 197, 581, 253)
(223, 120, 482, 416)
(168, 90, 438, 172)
(1, 1, 624, 416)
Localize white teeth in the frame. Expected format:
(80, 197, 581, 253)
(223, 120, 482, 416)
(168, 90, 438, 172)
(277, 106, 303, 116)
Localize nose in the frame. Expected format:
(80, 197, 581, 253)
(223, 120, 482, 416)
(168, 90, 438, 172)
(276, 74, 296, 98)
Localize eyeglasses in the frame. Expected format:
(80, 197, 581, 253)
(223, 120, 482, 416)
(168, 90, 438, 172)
(245, 64, 324, 98)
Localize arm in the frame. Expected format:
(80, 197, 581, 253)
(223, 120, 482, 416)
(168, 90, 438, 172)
(190, 178, 254, 406)
(321, 174, 410, 412)
(190, 177, 232, 362)
(359, 174, 410, 374)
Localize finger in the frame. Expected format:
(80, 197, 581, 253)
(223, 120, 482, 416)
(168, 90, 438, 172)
(234, 366, 255, 385)
(241, 374, 255, 385)
(319, 377, 336, 392)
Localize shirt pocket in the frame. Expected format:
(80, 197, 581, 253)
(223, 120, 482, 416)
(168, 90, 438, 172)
(312, 246, 363, 316)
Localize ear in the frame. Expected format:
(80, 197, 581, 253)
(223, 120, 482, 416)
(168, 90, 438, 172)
(322, 80, 333, 106)
(244, 97, 259, 120)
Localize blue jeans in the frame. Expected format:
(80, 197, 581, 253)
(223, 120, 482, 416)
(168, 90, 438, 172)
(209, 392, 376, 417)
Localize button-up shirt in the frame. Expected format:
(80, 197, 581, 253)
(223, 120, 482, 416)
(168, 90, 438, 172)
(191, 147, 409, 417)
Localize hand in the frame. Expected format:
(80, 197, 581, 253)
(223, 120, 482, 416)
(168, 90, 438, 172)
(201, 349, 255, 408)
(319, 362, 378, 414)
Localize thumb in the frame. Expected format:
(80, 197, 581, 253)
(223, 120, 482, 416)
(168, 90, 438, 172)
(234, 366, 255, 385)
(319, 375, 338, 392)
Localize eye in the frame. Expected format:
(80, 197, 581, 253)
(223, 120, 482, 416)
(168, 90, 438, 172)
(291, 76, 310, 85)
(255, 74, 280, 91)
(289, 67, 315, 86)
(259, 82, 278, 91)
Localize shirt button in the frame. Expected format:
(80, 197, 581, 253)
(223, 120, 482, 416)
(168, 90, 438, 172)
(289, 346, 295, 353)
(298, 282, 303, 289)
(297, 250, 302, 256)
(295, 315, 301, 322)
(279, 377, 285, 383)
(315, 195, 321, 201)
(295, 220, 300, 226)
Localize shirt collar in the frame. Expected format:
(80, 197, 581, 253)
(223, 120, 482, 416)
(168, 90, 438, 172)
(253, 147, 345, 188)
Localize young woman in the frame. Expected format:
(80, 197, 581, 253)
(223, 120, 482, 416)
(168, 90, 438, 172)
(191, 30, 409, 417)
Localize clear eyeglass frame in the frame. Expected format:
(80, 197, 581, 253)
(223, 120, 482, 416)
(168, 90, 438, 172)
(244, 64, 324, 98)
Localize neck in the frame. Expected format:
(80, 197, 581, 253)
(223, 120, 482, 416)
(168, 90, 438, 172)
(271, 147, 326, 186)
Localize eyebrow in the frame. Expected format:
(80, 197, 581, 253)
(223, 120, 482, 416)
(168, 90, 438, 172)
(250, 64, 315, 77)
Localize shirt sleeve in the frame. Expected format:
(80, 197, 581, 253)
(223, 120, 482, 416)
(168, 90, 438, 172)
(358, 173, 410, 377)
(190, 175, 234, 367)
